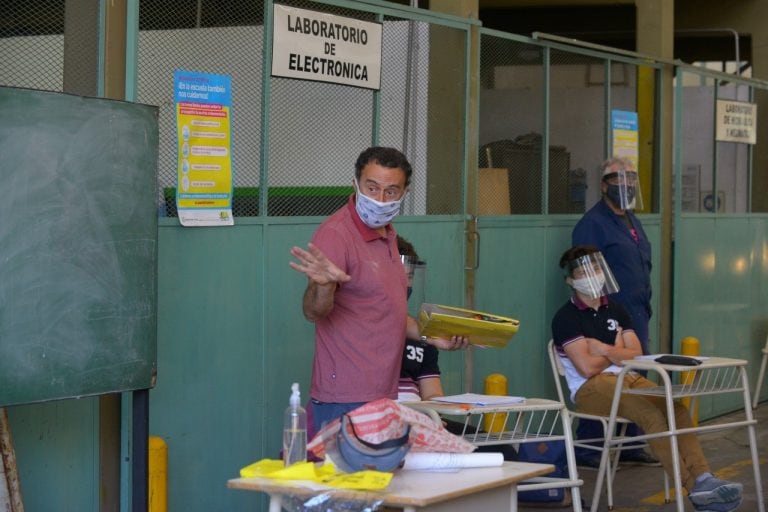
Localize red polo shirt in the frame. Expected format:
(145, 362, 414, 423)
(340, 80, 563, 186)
(309, 196, 408, 403)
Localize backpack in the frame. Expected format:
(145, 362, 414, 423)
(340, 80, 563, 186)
(517, 440, 568, 503)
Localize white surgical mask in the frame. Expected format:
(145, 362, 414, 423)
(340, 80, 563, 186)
(570, 273, 606, 298)
(354, 181, 405, 228)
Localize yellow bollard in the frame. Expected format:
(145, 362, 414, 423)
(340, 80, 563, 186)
(483, 373, 508, 433)
(149, 436, 168, 512)
(680, 336, 700, 426)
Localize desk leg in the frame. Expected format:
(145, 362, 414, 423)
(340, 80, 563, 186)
(741, 368, 766, 512)
(268, 494, 283, 512)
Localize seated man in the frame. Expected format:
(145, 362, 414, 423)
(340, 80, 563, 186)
(396, 236, 517, 461)
(396, 235, 443, 404)
(551, 245, 742, 512)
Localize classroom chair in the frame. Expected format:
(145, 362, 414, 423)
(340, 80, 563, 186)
(753, 334, 768, 409)
(547, 340, 669, 512)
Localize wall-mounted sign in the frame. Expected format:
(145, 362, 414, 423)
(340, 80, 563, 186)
(611, 110, 638, 167)
(174, 71, 234, 227)
(272, 4, 382, 90)
(716, 99, 757, 144)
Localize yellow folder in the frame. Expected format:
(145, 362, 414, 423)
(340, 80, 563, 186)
(417, 303, 520, 348)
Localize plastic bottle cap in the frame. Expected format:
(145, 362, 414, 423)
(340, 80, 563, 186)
(290, 382, 301, 407)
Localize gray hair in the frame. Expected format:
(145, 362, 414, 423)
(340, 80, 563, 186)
(600, 156, 635, 179)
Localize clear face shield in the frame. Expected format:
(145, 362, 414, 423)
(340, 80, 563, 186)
(604, 168, 643, 211)
(401, 255, 426, 317)
(565, 252, 620, 299)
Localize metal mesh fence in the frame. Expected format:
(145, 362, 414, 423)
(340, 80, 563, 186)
(136, 0, 264, 217)
(136, 0, 467, 217)
(548, 48, 609, 214)
(266, 0, 375, 217)
(479, 32, 663, 214)
(479, 35, 545, 215)
(676, 68, 760, 214)
(0, 0, 65, 92)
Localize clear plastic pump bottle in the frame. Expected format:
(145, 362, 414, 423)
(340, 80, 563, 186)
(282, 382, 307, 467)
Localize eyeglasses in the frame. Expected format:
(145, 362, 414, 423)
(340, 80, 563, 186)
(359, 181, 406, 201)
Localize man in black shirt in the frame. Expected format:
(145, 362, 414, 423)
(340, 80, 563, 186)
(551, 245, 742, 512)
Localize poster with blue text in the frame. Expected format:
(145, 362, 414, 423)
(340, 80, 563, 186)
(174, 71, 234, 226)
(611, 110, 638, 167)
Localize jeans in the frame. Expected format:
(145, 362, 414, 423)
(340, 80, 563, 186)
(310, 400, 366, 434)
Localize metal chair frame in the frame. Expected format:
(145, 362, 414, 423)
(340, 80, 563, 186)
(547, 340, 669, 512)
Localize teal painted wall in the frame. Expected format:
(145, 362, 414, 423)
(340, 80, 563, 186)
(674, 215, 768, 418)
(149, 217, 469, 511)
(12, 212, 768, 512)
(9, 398, 98, 512)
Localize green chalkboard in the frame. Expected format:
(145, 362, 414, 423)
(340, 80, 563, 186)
(0, 87, 159, 406)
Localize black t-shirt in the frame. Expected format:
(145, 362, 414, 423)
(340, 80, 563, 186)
(398, 338, 440, 400)
(551, 296, 634, 351)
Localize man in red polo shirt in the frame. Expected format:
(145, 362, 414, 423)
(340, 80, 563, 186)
(290, 147, 467, 433)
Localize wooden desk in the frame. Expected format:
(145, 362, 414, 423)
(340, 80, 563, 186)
(228, 461, 553, 512)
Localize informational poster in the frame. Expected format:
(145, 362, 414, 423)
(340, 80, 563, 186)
(174, 71, 234, 226)
(272, 4, 382, 90)
(716, 99, 757, 144)
(611, 110, 639, 167)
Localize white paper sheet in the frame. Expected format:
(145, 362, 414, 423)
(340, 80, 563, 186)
(431, 393, 525, 406)
(402, 452, 504, 471)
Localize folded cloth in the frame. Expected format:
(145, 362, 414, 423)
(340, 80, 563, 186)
(308, 398, 475, 460)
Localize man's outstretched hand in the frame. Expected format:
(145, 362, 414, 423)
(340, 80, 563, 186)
(290, 242, 351, 285)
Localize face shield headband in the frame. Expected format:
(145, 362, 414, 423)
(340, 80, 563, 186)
(603, 168, 643, 211)
(565, 251, 620, 299)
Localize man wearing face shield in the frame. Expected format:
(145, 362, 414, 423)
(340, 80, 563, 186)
(290, 147, 468, 434)
(571, 157, 656, 468)
(552, 246, 743, 512)
(573, 157, 652, 353)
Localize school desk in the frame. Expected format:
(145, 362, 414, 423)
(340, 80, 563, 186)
(228, 460, 553, 512)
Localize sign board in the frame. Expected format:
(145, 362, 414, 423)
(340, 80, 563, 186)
(716, 99, 757, 144)
(272, 4, 382, 90)
(611, 110, 639, 167)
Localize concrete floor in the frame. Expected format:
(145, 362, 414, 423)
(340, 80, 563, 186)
(520, 402, 768, 512)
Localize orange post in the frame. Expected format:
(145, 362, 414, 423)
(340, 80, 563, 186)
(483, 373, 508, 433)
(149, 436, 167, 512)
(680, 336, 700, 426)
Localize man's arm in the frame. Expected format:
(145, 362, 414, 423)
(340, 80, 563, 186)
(586, 328, 642, 365)
(290, 242, 350, 321)
(564, 330, 642, 378)
(418, 377, 444, 401)
(301, 281, 337, 321)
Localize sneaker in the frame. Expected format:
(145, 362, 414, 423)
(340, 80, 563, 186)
(689, 475, 743, 511)
(619, 449, 661, 467)
(689, 498, 743, 512)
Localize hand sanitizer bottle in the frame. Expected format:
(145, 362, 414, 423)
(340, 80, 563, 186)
(282, 383, 307, 467)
